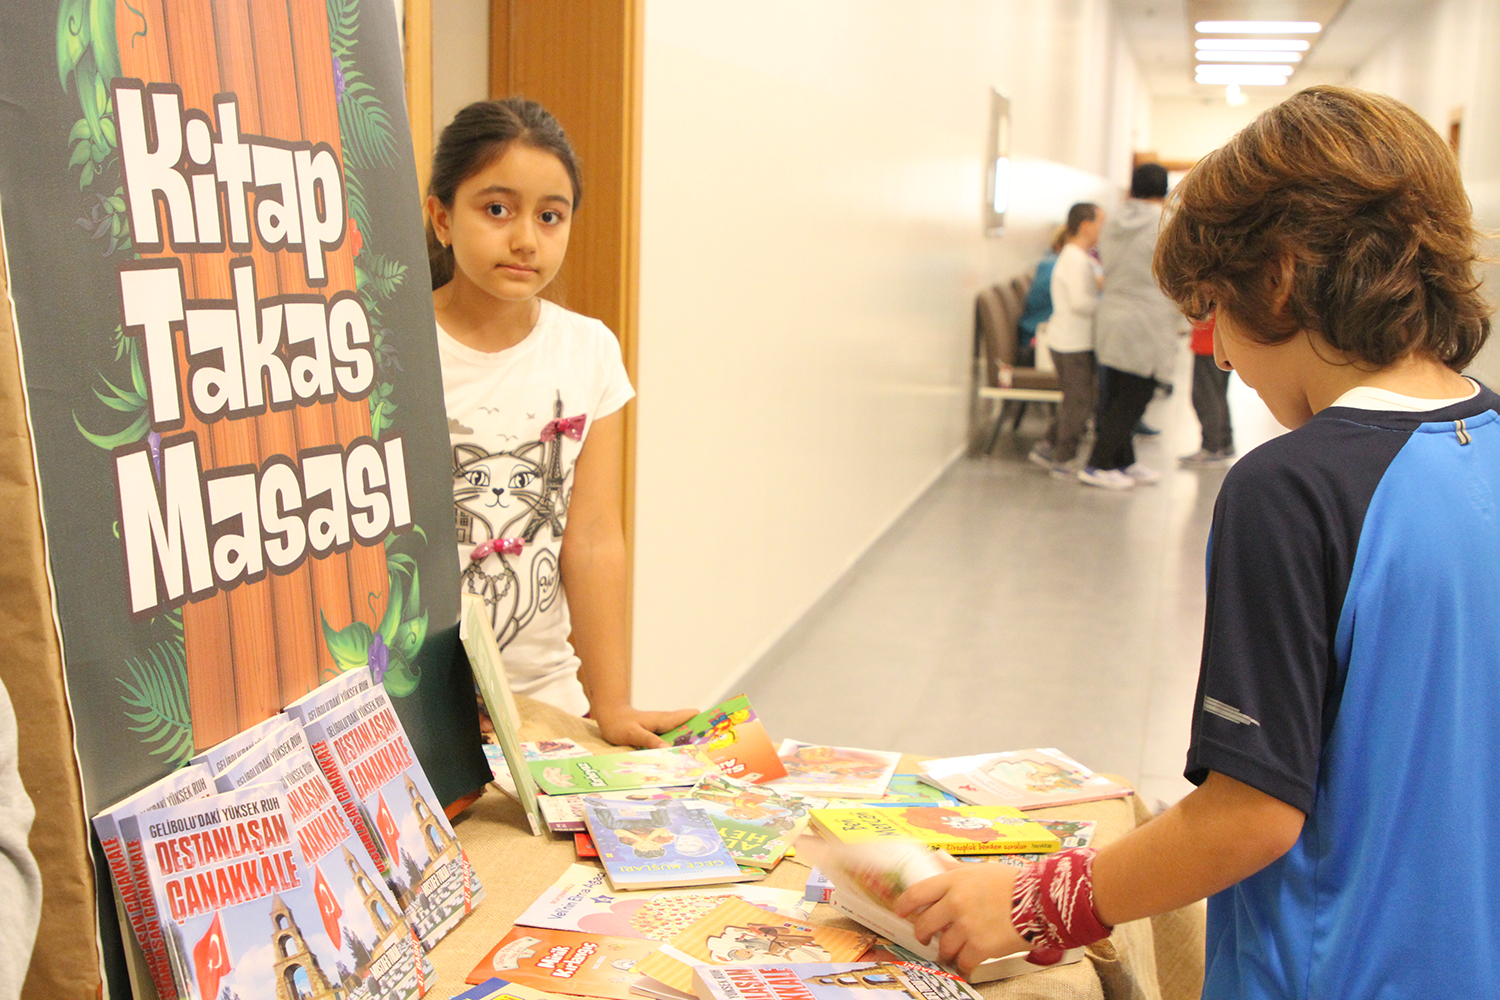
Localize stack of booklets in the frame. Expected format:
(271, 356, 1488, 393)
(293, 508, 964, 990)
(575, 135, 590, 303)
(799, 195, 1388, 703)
(92, 666, 483, 999)
(915, 748, 1132, 809)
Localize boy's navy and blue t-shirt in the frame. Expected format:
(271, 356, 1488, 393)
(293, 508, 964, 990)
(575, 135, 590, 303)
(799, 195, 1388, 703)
(1186, 383, 1500, 999)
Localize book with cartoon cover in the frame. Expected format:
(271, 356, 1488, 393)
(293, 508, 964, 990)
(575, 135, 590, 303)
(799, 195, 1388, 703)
(688, 774, 821, 869)
(956, 818, 1098, 865)
(808, 805, 1061, 855)
(529, 747, 719, 796)
(135, 782, 430, 1000)
(659, 695, 788, 783)
(916, 748, 1131, 810)
(513, 864, 814, 941)
(300, 682, 484, 947)
(634, 898, 875, 995)
(693, 962, 983, 1000)
(767, 741, 901, 799)
(92, 763, 217, 1000)
(582, 797, 759, 890)
(465, 926, 661, 998)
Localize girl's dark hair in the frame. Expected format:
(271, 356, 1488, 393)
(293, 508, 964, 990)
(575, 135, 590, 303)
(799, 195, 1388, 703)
(426, 97, 583, 289)
(1065, 202, 1099, 237)
(1156, 85, 1490, 370)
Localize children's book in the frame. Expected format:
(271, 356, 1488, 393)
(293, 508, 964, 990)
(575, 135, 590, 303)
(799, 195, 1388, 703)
(485, 739, 593, 797)
(955, 818, 1097, 865)
(582, 796, 758, 890)
(808, 805, 1061, 855)
(916, 748, 1132, 810)
(455, 977, 578, 1000)
(513, 864, 814, 942)
(92, 763, 217, 1000)
(692, 962, 984, 1000)
(859, 774, 961, 807)
(767, 741, 901, 799)
(462, 593, 545, 835)
(795, 839, 1081, 983)
(688, 774, 820, 869)
(537, 789, 680, 834)
(575, 833, 599, 858)
(135, 781, 430, 1000)
(465, 927, 661, 998)
(659, 695, 789, 783)
(300, 682, 485, 948)
(190, 713, 296, 777)
(634, 898, 876, 995)
(530, 747, 719, 796)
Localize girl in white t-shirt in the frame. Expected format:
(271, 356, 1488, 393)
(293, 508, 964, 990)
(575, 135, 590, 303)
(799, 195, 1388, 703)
(426, 98, 695, 747)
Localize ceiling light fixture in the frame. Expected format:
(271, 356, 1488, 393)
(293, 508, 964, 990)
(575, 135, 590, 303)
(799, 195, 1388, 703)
(1196, 38, 1310, 51)
(1196, 51, 1304, 63)
(1195, 20, 1321, 33)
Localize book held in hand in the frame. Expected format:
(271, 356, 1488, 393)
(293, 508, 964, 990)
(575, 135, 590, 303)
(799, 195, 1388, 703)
(582, 796, 758, 890)
(659, 695, 788, 783)
(916, 748, 1131, 810)
(808, 804, 1061, 855)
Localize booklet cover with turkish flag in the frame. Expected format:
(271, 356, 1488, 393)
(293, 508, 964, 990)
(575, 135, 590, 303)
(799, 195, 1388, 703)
(300, 679, 484, 949)
(135, 781, 429, 1000)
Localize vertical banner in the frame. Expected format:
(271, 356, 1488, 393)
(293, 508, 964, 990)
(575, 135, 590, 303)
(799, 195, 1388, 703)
(0, 0, 487, 988)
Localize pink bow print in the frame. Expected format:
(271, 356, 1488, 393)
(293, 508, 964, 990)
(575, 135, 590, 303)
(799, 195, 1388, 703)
(540, 414, 586, 442)
(470, 538, 524, 561)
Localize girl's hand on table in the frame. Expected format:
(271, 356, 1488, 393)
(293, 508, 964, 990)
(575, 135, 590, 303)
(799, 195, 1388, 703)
(895, 862, 1030, 978)
(592, 703, 697, 749)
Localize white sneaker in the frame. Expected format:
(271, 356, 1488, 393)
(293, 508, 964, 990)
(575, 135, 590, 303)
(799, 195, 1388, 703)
(1179, 449, 1230, 468)
(1078, 466, 1136, 490)
(1027, 444, 1058, 471)
(1124, 463, 1161, 485)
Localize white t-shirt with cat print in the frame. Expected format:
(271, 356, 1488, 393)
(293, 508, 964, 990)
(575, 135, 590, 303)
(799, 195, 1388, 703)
(438, 299, 635, 715)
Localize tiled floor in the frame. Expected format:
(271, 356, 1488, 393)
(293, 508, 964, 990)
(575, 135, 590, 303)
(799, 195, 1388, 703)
(738, 344, 1285, 810)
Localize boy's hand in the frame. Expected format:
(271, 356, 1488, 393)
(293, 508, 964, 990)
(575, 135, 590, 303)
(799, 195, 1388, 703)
(895, 863, 1029, 978)
(592, 704, 698, 749)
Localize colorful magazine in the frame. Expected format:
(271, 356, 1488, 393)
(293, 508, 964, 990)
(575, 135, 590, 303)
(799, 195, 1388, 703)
(92, 763, 217, 1000)
(530, 747, 719, 796)
(513, 864, 814, 941)
(634, 899, 875, 995)
(582, 797, 758, 890)
(688, 774, 820, 868)
(135, 782, 429, 1000)
(300, 682, 484, 947)
(465, 927, 661, 997)
(660, 695, 788, 783)
(693, 963, 982, 1000)
(767, 741, 900, 798)
(808, 805, 1061, 855)
(916, 748, 1131, 810)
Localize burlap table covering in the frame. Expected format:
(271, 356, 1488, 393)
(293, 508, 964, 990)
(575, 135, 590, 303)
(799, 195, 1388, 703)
(427, 696, 1205, 1000)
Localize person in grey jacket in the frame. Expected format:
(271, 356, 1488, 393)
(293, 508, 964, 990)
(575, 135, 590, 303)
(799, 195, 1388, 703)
(0, 675, 40, 1000)
(1078, 163, 1183, 489)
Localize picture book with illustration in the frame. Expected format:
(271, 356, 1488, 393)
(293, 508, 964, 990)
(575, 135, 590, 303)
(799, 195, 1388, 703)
(916, 748, 1131, 810)
(659, 695, 788, 783)
(955, 818, 1098, 865)
(767, 741, 900, 799)
(537, 789, 679, 834)
(484, 739, 591, 794)
(513, 864, 814, 942)
(634, 898, 876, 995)
(529, 747, 719, 796)
(808, 805, 1061, 855)
(582, 797, 757, 890)
(134, 782, 430, 1000)
(861, 775, 961, 807)
(693, 962, 983, 1000)
(465, 926, 660, 998)
(300, 682, 484, 948)
(688, 774, 820, 869)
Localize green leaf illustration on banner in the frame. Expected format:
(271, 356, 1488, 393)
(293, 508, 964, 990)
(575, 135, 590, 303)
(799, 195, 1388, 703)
(322, 531, 430, 697)
(116, 640, 194, 764)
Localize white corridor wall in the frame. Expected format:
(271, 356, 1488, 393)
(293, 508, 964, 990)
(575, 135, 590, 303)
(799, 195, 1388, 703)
(631, 1, 1146, 709)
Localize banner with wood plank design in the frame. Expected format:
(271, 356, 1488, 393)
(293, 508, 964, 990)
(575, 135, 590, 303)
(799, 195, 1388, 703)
(0, 0, 488, 992)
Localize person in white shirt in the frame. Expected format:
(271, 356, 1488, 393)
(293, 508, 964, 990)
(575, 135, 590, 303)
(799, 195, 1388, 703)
(1028, 203, 1104, 474)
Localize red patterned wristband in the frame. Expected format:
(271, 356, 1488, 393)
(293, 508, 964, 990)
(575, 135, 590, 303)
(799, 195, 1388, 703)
(1010, 847, 1113, 965)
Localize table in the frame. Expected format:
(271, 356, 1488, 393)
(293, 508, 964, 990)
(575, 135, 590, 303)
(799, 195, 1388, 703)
(425, 698, 1205, 1000)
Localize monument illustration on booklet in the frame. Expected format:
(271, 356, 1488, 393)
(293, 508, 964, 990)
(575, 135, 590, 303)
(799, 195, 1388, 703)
(659, 695, 788, 783)
(134, 781, 429, 999)
(582, 797, 759, 891)
(808, 804, 1062, 855)
(461, 593, 545, 834)
(916, 747, 1131, 809)
(529, 747, 720, 796)
(693, 963, 984, 1000)
(300, 681, 485, 947)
